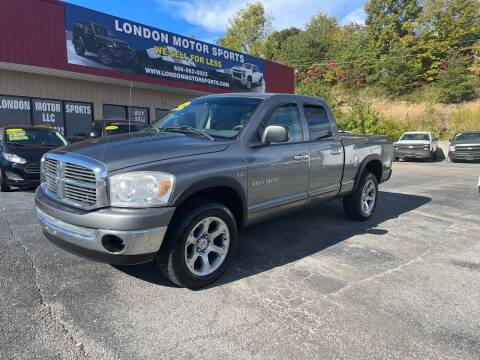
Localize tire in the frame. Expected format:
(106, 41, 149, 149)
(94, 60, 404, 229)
(156, 201, 238, 289)
(99, 48, 113, 66)
(343, 171, 379, 221)
(0, 171, 10, 192)
(73, 39, 85, 56)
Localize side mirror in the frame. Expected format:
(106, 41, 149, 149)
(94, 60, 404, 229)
(262, 125, 288, 144)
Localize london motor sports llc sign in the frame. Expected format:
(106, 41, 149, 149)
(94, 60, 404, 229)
(64, 4, 266, 92)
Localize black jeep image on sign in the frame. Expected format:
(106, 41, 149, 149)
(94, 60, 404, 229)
(72, 21, 137, 67)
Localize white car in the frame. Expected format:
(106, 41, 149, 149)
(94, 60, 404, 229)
(231, 63, 263, 90)
(394, 132, 438, 161)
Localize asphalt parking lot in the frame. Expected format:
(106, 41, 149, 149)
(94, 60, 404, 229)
(1, 161, 479, 360)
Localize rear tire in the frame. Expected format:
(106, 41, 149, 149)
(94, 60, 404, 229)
(343, 172, 378, 221)
(156, 201, 237, 289)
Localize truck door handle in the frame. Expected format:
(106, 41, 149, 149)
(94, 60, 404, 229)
(330, 148, 343, 155)
(294, 154, 309, 160)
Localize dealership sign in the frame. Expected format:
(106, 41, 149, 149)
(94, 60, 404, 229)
(64, 4, 266, 92)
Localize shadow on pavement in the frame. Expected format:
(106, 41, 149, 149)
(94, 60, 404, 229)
(115, 191, 431, 288)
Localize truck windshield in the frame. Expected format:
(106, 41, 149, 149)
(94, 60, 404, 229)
(4, 128, 68, 147)
(152, 97, 263, 139)
(400, 133, 430, 141)
(454, 133, 480, 141)
(94, 25, 117, 38)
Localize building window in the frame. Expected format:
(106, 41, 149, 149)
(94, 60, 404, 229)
(0, 95, 31, 127)
(103, 104, 127, 120)
(128, 106, 149, 124)
(155, 108, 169, 121)
(64, 101, 93, 139)
(31, 98, 65, 135)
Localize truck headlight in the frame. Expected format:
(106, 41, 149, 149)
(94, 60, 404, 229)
(109, 172, 175, 208)
(424, 144, 431, 151)
(2, 153, 27, 164)
(449, 145, 455, 152)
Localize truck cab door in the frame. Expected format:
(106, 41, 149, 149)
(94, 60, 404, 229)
(302, 103, 344, 200)
(245, 102, 309, 215)
(83, 23, 96, 51)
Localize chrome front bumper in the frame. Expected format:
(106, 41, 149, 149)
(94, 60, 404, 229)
(36, 207, 167, 263)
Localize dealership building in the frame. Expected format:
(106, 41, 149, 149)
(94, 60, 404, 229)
(0, 0, 294, 140)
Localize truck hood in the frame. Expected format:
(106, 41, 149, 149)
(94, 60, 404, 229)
(52, 131, 229, 171)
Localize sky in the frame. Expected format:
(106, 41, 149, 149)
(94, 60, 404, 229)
(66, 0, 367, 44)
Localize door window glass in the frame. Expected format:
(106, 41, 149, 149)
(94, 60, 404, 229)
(304, 105, 332, 140)
(263, 104, 303, 143)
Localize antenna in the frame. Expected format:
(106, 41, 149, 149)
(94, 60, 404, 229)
(128, 82, 133, 133)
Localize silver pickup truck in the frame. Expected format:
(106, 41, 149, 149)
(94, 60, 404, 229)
(35, 93, 393, 289)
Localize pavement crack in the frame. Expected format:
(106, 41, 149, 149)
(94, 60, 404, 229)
(0, 205, 91, 360)
(326, 248, 434, 300)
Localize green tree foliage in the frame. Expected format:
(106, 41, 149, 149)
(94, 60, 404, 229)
(264, 27, 300, 61)
(218, 2, 271, 57)
(379, 44, 421, 96)
(365, 0, 422, 51)
(437, 56, 478, 103)
(416, 0, 480, 81)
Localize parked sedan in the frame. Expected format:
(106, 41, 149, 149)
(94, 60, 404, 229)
(449, 132, 480, 162)
(0, 126, 68, 191)
(394, 132, 438, 161)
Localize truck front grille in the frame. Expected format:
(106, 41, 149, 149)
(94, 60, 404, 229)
(455, 145, 480, 155)
(397, 144, 425, 151)
(41, 154, 107, 210)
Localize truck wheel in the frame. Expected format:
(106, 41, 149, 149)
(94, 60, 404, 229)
(0, 171, 10, 192)
(156, 201, 237, 289)
(73, 39, 85, 56)
(343, 172, 378, 221)
(99, 48, 113, 66)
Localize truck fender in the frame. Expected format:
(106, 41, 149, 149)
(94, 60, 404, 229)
(172, 176, 248, 222)
(351, 154, 383, 193)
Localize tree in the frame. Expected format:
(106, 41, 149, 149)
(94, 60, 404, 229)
(379, 44, 421, 96)
(438, 56, 477, 103)
(416, 0, 480, 81)
(365, 0, 422, 51)
(218, 2, 271, 57)
(264, 27, 300, 61)
(333, 24, 380, 88)
(276, 13, 339, 70)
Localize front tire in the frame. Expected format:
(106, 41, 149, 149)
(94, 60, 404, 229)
(156, 201, 237, 289)
(343, 172, 378, 221)
(73, 39, 85, 56)
(0, 171, 10, 192)
(99, 48, 113, 66)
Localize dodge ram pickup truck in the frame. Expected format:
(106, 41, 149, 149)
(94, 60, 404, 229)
(35, 93, 393, 289)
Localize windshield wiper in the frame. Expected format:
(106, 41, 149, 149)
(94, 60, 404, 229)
(160, 126, 215, 141)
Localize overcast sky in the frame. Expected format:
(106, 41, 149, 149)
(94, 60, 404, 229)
(67, 0, 366, 43)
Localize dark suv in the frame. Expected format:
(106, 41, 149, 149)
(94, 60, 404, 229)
(449, 132, 480, 162)
(72, 21, 136, 67)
